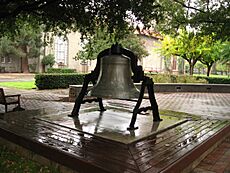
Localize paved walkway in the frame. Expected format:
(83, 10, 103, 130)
(192, 136, 230, 173)
(1, 88, 230, 119)
(0, 73, 35, 82)
(0, 86, 230, 172)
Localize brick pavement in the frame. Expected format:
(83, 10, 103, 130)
(156, 92, 230, 120)
(192, 136, 230, 173)
(0, 87, 73, 113)
(2, 88, 230, 120)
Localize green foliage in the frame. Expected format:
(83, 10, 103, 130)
(156, 0, 230, 40)
(41, 54, 55, 67)
(156, 0, 187, 35)
(155, 35, 175, 58)
(75, 28, 148, 61)
(149, 73, 230, 84)
(35, 73, 86, 89)
(189, 0, 230, 40)
(0, 22, 43, 72)
(0, 145, 59, 173)
(157, 29, 204, 75)
(0, 37, 24, 59)
(199, 37, 223, 76)
(0, 1, 229, 42)
(220, 41, 230, 64)
(0, 1, 162, 39)
(148, 74, 207, 83)
(15, 22, 43, 58)
(47, 68, 76, 73)
(215, 63, 228, 72)
(196, 76, 230, 84)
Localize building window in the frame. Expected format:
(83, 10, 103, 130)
(6, 57, 12, 63)
(1, 57, 5, 63)
(54, 37, 68, 65)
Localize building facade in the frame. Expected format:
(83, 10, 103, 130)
(0, 31, 179, 74)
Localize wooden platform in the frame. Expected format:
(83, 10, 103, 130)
(0, 110, 230, 173)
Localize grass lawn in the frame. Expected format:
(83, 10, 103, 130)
(0, 145, 59, 173)
(0, 81, 36, 90)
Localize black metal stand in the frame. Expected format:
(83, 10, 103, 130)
(69, 44, 161, 130)
(127, 76, 162, 130)
(69, 73, 106, 117)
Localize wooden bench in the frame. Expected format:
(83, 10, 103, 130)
(0, 88, 22, 113)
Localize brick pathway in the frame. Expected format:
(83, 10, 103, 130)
(156, 93, 230, 120)
(192, 136, 230, 173)
(2, 89, 230, 120)
(0, 87, 73, 113)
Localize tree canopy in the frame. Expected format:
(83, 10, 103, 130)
(0, 0, 162, 39)
(158, 29, 205, 75)
(75, 28, 148, 61)
(199, 37, 223, 76)
(0, 23, 43, 72)
(156, 0, 230, 40)
(1, 0, 229, 41)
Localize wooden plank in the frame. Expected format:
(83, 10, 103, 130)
(142, 121, 229, 173)
(130, 120, 212, 161)
(137, 120, 222, 166)
(0, 116, 139, 173)
(129, 120, 204, 152)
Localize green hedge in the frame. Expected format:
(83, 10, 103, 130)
(146, 74, 230, 84)
(147, 74, 207, 83)
(47, 68, 76, 73)
(35, 73, 86, 89)
(35, 73, 229, 90)
(197, 76, 230, 84)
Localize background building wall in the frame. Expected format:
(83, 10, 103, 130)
(138, 35, 164, 73)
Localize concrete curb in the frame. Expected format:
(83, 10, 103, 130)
(69, 83, 230, 101)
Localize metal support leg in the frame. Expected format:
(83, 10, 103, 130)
(5, 105, 7, 113)
(70, 74, 106, 117)
(146, 77, 162, 122)
(128, 81, 146, 130)
(69, 75, 91, 117)
(97, 98, 106, 111)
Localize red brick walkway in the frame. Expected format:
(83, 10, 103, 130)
(192, 135, 230, 173)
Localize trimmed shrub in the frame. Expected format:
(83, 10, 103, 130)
(197, 76, 230, 84)
(47, 68, 76, 73)
(147, 74, 207, 83)
(35, 73, 86, 89)
(147, 74, 230, 84)
(41, 54, 55, 67)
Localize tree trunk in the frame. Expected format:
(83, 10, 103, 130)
(207, 65, 212, 77)
(21, 55, 29, 73)
(206, 62, 214, 77)
(21, 46, 30, 73)
(42, 64, 45, 73)
(189, 63, 194, 75)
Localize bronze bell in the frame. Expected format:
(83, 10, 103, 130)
(70, 44, 161, 130)
(89, 54, 140, 99)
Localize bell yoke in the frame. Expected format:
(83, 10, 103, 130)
(69, 44, 162, 130)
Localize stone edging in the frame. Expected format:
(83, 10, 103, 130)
(69, 84, 230, 102)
